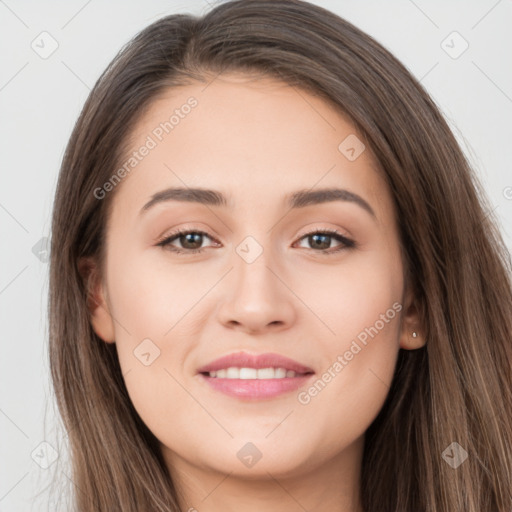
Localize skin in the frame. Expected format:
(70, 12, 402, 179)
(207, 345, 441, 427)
(84, 73, 425, 512)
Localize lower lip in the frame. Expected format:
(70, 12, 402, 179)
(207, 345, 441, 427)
(199, 373, 314, 399)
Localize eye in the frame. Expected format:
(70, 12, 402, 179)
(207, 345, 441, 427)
(294, 228, 355, 254)
(156, 227, 355, 256)
(156, 229, 219, 254)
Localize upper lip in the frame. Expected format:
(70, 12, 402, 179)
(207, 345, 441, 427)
(197, 351, 315, 375)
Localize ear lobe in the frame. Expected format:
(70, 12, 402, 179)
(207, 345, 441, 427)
(78, 257, 116, 344)
(398, 285, 426, 350)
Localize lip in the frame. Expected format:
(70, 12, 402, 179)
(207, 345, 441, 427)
(199, 373, 315, 400)
(196, 351, 315, 375)
(197, 351, 315, 400)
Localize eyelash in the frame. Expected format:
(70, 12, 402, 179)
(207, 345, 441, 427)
(155, 227, 356, 256)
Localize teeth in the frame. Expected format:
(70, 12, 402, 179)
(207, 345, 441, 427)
(257, 367, 274, 379)
(226, 367, 239, 379)
(240, 367, 258, 379)
(208, 367, 298, 379)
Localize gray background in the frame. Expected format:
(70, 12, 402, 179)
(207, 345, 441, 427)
(1, 0, 511, 510)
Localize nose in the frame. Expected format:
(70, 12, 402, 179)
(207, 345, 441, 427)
(215, 245, 296, 335)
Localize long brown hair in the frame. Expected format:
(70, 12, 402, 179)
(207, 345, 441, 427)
(48, 1, 512, 510)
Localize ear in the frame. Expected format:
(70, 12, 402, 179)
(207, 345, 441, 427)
(398, 284, 426, 350)
(78, 257, 116, 344)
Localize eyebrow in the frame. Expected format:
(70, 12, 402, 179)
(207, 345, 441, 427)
(140, 187, 376, 218)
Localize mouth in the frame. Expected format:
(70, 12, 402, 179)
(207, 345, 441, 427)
(196, 352, 315, 400)
(200, 367, 312, 379)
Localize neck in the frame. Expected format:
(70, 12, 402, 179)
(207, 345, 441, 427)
(163, 436, 365, 512)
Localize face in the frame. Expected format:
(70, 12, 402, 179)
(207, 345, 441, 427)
(87, 73, 423, 486)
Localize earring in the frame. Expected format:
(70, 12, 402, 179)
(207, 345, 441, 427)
(412, 331, 418, 338)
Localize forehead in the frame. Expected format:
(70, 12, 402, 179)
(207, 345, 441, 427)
(109, 73, 392, 222)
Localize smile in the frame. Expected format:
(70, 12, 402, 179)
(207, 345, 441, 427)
(204, 367, 305, 379)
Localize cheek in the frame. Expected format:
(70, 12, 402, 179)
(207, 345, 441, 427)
(106, 246, 218, 341)
(291, 248, 403, 436)
(104, 262, 193, 447)
(298, 246, 403, 348)
(103, 248, 222, 424)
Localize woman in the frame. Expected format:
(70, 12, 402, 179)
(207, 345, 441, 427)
(48, 0, 512, 510)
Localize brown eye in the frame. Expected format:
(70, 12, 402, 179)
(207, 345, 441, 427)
(295, 229, 355, 254)
(177, 232, 204, 250)
(308, 233, 332, 250)
(156, 229, 218, 254)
